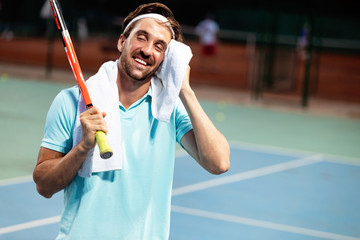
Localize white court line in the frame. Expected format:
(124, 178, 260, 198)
(172, 154, 323, 196)
(0, 175, 33, 187)
(172, 205, 360, 240)
(0, 216, 61, 235)
(230, 141, 360, 166)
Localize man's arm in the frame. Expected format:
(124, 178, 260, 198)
(33, 107, 107, 198)
(179, 67, 230, 174)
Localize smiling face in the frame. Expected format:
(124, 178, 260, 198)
(117, 18, 173, 82)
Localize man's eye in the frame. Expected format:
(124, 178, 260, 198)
(137, 35, 146, 41)
(155, 44, 164, 52)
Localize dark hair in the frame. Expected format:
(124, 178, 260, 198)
(121, 2, 183, 42)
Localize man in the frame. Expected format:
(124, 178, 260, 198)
(33, 3, 230, 239)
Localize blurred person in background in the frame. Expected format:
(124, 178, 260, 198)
(195, 12, 220, 72)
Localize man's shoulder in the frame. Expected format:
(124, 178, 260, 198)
(50, 86, 80, 117)
(59, 86, 80, 100)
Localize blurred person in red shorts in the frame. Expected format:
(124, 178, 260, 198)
(195, 12, 219, 72)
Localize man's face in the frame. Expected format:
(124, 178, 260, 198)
(117, 18, 172, 82)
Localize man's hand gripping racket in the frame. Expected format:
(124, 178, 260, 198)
(49, 0, 113, 159)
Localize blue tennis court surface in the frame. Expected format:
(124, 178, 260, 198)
(1, 143, 360, 240)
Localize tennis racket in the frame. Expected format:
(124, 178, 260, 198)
(49, 0, 113, 159)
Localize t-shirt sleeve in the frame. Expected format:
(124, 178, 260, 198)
(41, 87, 79, 154)
(174, 98, 193, 145)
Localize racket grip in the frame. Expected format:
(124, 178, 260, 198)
(95, 130, 113, 159)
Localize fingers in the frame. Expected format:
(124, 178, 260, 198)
(79, 107, 108, 150)
(81, 107, 108, 133)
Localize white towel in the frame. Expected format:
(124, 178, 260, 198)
(151, 39, 193, 122)
(73, 61, 122, 178)
(73, 40, 192, 177)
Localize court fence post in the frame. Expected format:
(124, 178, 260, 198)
(301, 16, 313, 107)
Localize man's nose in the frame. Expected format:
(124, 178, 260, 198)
(140, 43, 152, 58)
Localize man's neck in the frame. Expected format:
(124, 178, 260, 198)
(117, 67, 151, 110)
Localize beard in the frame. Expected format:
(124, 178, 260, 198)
(123, 60, 155, 82)
(120, 50, 159, 82)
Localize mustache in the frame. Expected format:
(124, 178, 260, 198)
(132, 50, 153, 66)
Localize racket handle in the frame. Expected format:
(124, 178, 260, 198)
(95, 130, 113, 159)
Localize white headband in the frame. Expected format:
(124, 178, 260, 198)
(123, 13, 175, 39)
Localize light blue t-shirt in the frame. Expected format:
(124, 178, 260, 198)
(41, 86, 193, 239)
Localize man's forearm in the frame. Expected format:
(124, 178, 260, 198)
(33, 144, 89, 198)
(179, 88, 230, 174)
(34, 107, 107, 198)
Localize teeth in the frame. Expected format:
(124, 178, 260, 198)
(135, 58, 147, 66)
